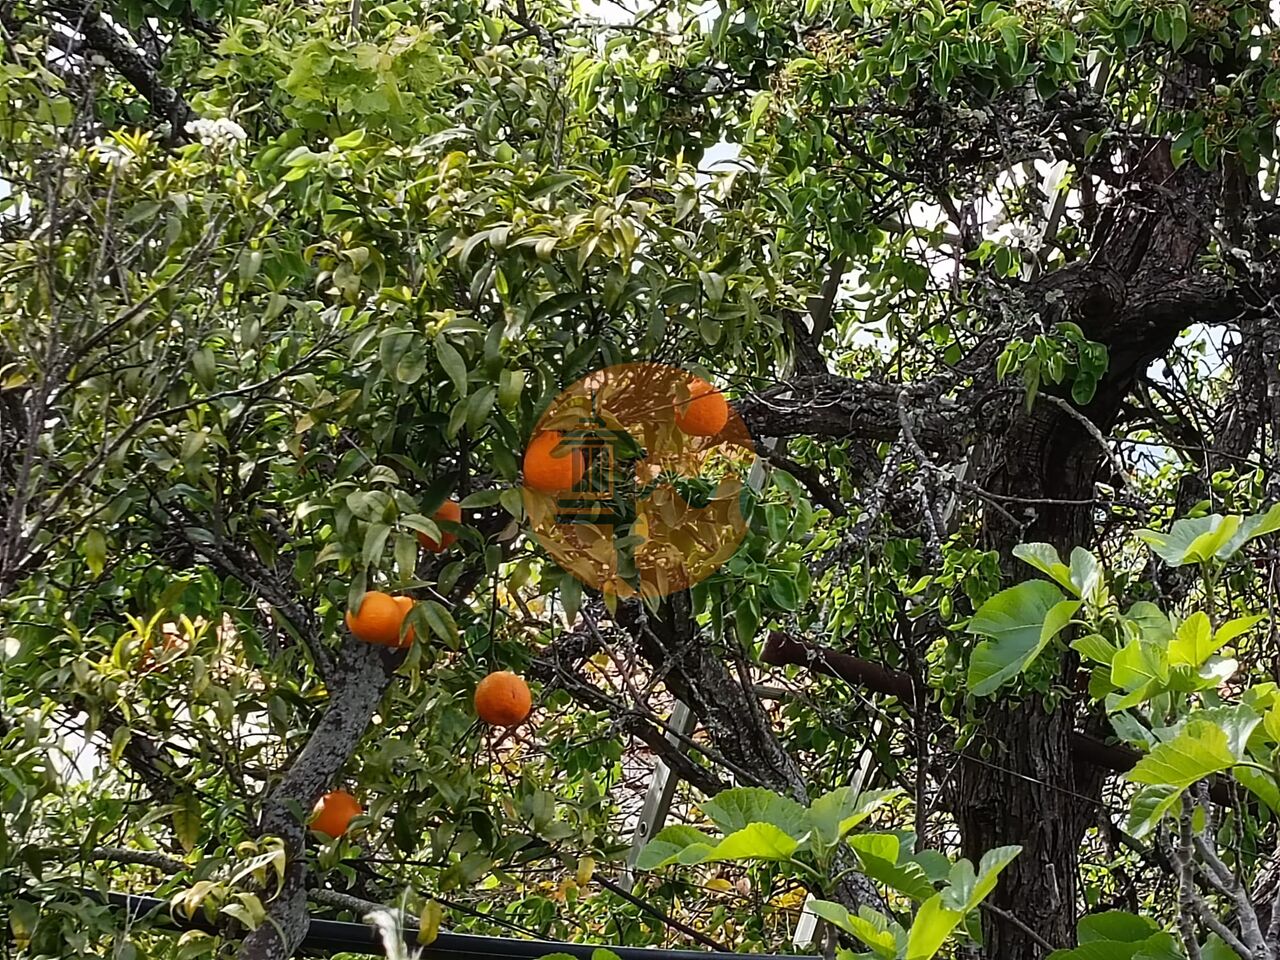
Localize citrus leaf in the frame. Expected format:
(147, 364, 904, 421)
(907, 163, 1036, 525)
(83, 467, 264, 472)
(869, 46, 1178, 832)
(434, 334, 468, 398)
(421, 600, 459, 648)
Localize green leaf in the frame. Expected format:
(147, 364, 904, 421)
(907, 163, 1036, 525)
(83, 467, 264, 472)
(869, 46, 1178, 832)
(362, 522, 391, 567)
(699, 787, 809, 838)
(192, 346, 216, 390)
(465, 385, 497, 434)
(421, 600, 459, 648)
(1192, 705, 1260, 759)
(1266, 702, 1280, 743)
(705, 822, 800, 863)
(435, 334, 469, 398)
(909, 850, 954, 883)
(1111, 712, 1155, 751)
(1071, 633, 1118, 665)
(904, 894, 965, 960)
(1215, 614, 1265, 647)
(1013, 542, 1075, 593)
(1045, 940, 1142, 960)
(1137, 514, 1247, 566)
(941, 845, 1020, 912)
(1231, 502, 1280, 550)
(498, 368, 525, 410)
(1127, 602, 1174, 643)
(1127, 720, 1235, 789)
(1169, 611, 1215, 667)
(1171, 130, 1196, 170)
(1041, 599, 1081, 648)
(1126, 784, 1181, 838)
(1111, 636, 1168, 691)
(808, 902, 900, 959)
(734, 592, 760, 646)
(966, 580, 1065, 696)
(635, 824, 713, 870)
(1068, 548, 1102, 598)
(526, 172, 580, 197)
(1078, 911, 1159, 943)
(332, 128, 366, 149)
(1234, 765, 1280, 813)
(394, 532, 418, 582)
(82, 527, 107, 578)
(347, 567, 368, 615)
(174, 794, 201, 853)
(459, 489, 502, 508)
(852, 835, 937, 901)
(808, 786, 904, 847)
(1134, 931, 1181, 960)
(1202, 934, 1243, 960)
(561, 574, 582, 624)
(1194, 134, 1212, 171)
(768, 575, 800, 611)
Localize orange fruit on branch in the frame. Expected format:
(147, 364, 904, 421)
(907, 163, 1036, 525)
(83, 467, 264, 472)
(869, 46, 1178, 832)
(523, 430, 584, 493)
(418, 499, 462, 553)
(346, 590, 414, 647)
(675, 378, 728, 437)
(474, 670, 532, 727)
(311, 789, 362, 838)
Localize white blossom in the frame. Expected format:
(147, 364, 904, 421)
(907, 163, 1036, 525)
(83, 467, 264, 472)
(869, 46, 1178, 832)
(183, 117, 248, 149)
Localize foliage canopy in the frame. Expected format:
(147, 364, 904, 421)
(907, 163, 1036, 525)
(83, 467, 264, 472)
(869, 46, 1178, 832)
(7, 0, 1280, 958)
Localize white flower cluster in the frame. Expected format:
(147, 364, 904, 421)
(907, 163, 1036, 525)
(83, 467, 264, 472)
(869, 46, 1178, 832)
(989, 220, 1044, 255)
(184, 117, 248, 149)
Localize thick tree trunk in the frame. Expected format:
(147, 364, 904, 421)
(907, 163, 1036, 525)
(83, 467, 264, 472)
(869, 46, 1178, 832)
(953, 698, 1104, 959)
(948, 121, 1227, 953)
(948, 401, 1107, 958)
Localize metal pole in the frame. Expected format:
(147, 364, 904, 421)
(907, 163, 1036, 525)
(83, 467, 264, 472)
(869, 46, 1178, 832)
(85, 892, 812, 960)
(620, 699, 695, 888)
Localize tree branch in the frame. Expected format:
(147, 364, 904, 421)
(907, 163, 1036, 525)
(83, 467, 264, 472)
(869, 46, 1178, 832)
(240, 640, 403, 960)
(761, 631, 1236, 805)
(51, 4, 194, 136)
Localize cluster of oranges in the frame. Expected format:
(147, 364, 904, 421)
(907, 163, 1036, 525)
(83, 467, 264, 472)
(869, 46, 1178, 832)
(312, 377, 729, 839)
(523, 375, 729, 494)
(317, 499, 533, 839)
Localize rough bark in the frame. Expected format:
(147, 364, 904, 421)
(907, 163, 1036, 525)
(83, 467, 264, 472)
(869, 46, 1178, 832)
(936, 112, 1233, 955)
(49, 3, 195, 136)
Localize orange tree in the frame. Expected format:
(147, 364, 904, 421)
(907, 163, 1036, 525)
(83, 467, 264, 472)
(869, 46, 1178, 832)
(7, 0, 1280, 958)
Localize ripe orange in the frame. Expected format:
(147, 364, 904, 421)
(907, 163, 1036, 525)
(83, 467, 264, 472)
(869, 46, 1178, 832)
(311, 789, 362, 838)
(418, 499, 462, 553)
(474, 670, 532, 727)
(346, 590, 413, 647)
(523, 431, 584, 493)
(675, 378, 728, 437)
